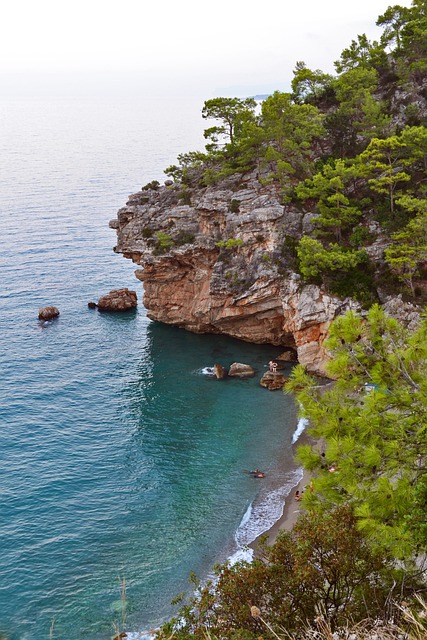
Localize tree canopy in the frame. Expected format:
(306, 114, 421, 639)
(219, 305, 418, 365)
(287, 305, 427, 559)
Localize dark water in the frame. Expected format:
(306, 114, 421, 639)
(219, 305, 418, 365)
(0, 96, 300, 639)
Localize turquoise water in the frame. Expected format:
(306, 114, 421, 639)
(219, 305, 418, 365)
(0, 96, 299, 639)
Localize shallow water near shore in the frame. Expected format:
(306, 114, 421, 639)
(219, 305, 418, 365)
(0, 95, 300, 639)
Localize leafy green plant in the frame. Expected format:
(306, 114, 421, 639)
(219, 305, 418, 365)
(156, 505, 398, 640)
(142, 180, 160, 191)
(287, 304, 427, 559)
(215, 238, 244, 250)
(153, 231, 175, 255)
(229, 199, 241, 213)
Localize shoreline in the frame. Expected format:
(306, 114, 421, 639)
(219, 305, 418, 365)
(249, 427, 315, 552)
(248, 381, 333, 550)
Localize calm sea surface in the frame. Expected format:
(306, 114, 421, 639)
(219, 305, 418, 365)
(0, 95, 300, 639)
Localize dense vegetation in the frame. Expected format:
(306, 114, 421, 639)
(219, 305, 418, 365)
(154, 2, 427, 638)
(165, 0, 427, 306)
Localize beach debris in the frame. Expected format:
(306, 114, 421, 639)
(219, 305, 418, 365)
(213, 363, 227, 379)
(96, 288, 137, 312)
(259, 371, 287, 390)
(228, 362, 255, 378)
(38, 306, 60, 321)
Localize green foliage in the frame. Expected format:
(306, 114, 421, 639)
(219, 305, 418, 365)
(215, 238, 244, 250)
(291, 60, 334, 103)
(202, 97, 257, 149)
(349, 224, 374, 247)
(229, 199, 241, 213)
(142, 180, 160, 191)
(326, 67, 391, 155)
(287, 305, 427, 559)
(297, 236, 367, 281)
(334, 33, 387, 73)
(141, 227, 153, 239)
(377, 4, 411, 53)
(179, 187, 192, 205)
(260, 91, 325, 182)
(385, 197, 427, 294)
(296, 159, 363, 241)
(153, 231, 175, 255)
(358, 126, 427, 215)
(164, 151, 208, 184)
(156, 505, 399, 640)
(174, 230, 195, 246)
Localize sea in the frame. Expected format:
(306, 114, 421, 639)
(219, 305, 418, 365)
(0, 94, 304, 639)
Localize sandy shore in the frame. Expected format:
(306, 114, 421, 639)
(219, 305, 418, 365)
(249, 428, 317, 552)
(259, 466, 312, 545)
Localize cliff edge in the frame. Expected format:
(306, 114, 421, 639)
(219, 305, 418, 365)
(110, 172, 369, 375)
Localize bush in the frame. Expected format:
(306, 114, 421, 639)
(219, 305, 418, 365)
(229, 199, 241, 213)
(156, 505, 397, 640)
(179, 188, 192, 205)
(175, 230, 195, 246)
(153, 231, 175, 255)
(216, 238, 244, 250)
(142, 180, 160, 191)
(142, 227, 153, 239)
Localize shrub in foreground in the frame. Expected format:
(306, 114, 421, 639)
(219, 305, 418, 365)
(156, 505, 411, 639)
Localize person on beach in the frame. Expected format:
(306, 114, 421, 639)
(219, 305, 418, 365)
(294, 490, 301, 501)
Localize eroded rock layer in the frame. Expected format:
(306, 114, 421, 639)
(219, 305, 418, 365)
(110, 171, 412, 375)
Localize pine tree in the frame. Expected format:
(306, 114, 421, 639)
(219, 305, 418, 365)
(287, 305, 427, 559)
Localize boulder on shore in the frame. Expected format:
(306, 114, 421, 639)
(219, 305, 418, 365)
(228, 362, 255, 378)
(38, 306, 60, 321)
(260, 371, 287, 391)
(97, 288, 137, 312)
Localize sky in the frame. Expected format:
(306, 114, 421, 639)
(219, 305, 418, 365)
(0, 0, 413, 97)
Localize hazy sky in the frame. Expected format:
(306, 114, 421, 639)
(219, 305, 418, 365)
(1, 0, 412, 96)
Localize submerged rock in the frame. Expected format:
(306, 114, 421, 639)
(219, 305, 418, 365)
(260, 371, 287, 391)
(228, 362, 255, 378)
(38, 306, 60, 321)
(97, 288, 137, 312)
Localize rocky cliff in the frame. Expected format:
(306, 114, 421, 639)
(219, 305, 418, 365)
(110, 171, 374, 375)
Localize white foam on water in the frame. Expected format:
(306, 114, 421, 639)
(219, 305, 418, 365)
(234, 467, 303, 548)
(292, 416, 308, 444)
(194, 366, 216, 376)
(126, 632, 156, 640)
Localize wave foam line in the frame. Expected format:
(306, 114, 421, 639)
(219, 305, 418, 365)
(292, 417, 308, 444)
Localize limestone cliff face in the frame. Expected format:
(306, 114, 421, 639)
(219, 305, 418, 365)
(110, 171, 368, 375)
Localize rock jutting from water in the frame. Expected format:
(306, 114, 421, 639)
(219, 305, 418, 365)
(228, 362, 255, 378)
(38, 306, 60, 320)
(96, 288, 137, 312)
(259, 371, 288, 391)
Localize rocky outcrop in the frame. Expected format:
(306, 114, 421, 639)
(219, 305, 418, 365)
(38, 306, 60, 321)
(110, 173, 417, 375)
(228, 363, 255, 378)
(97, 288, 137, 312)
(259, 371, 288, 391)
